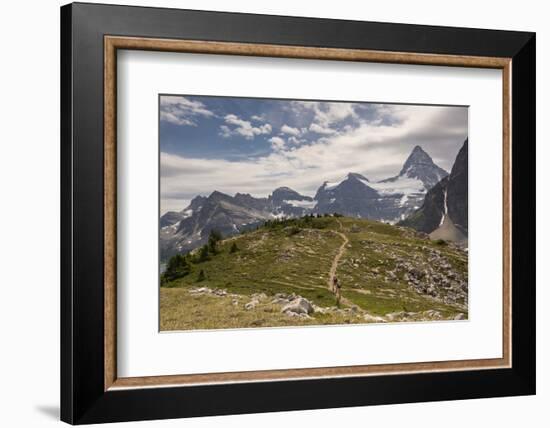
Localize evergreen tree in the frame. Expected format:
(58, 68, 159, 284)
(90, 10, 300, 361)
(161, 254, 190, 284)
(208, 229, 222, 254)
(229, 242, 238, 253)
(198, 244, 210, 262)
(210, 229, 222, 241)
(196, 269, 206, 282)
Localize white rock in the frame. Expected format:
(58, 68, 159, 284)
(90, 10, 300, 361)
(312, 305, 327, 314)
(385, 311, 406, 321)
(423, 310, 442, 319)
(364, 313, 386, 323)
(245, 299, 259, 310)
(281, 297, 314, 315)
(271, 297, 290, 305)
(252, 292, 267, 301)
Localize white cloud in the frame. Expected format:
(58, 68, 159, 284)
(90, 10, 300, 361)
(317, 103, 358, 126)
(287, 136, 305, 146)
(259, 124, 272, 133)
(160, 96, 215, 126)
(161, 104, 467, 214)
(220, 114, 272, 140)
(292, 100, 358, 127)
(309, 123, 337, 135)
(281, 124, 301, 136)
(268, 136, 286, 151)
(219, 125, 232, 138)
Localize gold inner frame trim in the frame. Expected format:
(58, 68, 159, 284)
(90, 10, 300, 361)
(104, 35, 512, 391)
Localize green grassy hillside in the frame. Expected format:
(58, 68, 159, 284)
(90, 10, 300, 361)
(160, 216, 468, 331)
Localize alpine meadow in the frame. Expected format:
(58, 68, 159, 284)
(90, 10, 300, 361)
(159, 95, 469, 331)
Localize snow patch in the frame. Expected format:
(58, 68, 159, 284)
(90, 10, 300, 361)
(371, 176, 425, 196)
(439, 188, 448, 226)
(161, 220, 181, 231)
(357, 177, 371, 188)
(283, 199, 317, 209)
(324, 181, 340, 190)
(181, 209, 193, 218)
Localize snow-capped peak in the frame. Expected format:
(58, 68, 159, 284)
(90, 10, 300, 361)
(399, 146, 435, 175)
(321, 173, 371, 191)
(392, 146, 449, 190)
(346, 172, 370, 182)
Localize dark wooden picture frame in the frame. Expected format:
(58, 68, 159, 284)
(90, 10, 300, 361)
(61, 2, 535, 424)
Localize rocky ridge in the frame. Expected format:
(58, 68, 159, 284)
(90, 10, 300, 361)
(160, 145, 457, 259)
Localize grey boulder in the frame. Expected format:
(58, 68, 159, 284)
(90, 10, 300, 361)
(281, 297, 314, 315)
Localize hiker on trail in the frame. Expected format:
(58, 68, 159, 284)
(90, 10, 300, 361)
(333, 276, 342, 306)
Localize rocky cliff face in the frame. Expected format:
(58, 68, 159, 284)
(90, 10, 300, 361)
(399, 139, 468, 239)
(269, 187, 315, 217)
(313, 173, 386, 218)
(446, 140, 468, 234)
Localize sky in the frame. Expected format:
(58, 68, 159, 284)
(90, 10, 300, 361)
(160, 95, 468, 214)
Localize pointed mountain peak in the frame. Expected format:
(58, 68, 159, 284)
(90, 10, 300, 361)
(318, 173, 370, 193)
(400, 146, 436, 176)
(396, 146, 449, 190)
(346, 172, 370, 182)
(208, 190, 232, 202)
(270, 186, 312, 203)
(271, 186, 299, 196)
(274, 186, 293, 192)
(188, 194, 206, 204)
(186, 195, 207, 211)
(459, 138, 468, 153)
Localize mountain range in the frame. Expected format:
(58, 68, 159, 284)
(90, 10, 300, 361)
(160, 145, 463, 260)
(313, 146, 448, 221)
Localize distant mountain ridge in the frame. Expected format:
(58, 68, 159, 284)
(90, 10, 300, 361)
(160, 186, 316, 260)
(160, 145, 455, 260)
(313, 173, 382, 219)
(312, 146, 448, 221)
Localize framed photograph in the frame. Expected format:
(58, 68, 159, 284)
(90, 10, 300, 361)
(61, 2, 535, 424)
